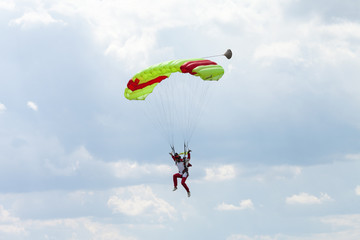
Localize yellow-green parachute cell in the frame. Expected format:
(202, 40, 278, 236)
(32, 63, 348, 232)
(124, 59, 224, 100)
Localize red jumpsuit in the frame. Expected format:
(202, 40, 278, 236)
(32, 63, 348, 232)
(172, 152, 191, 193)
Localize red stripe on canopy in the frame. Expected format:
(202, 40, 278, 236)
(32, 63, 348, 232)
(127, 75, 168, 91)
(180, 60, 217, 75)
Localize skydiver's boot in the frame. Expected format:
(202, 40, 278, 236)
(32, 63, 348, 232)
(187, 191, 191, 197)
(173, 187, 177, 191)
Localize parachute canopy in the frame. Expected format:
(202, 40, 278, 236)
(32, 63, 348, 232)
(124, 59, 224, 100)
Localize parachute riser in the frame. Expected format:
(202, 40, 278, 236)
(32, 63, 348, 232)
(170, 145, 176, 155)
(183, 142, 189, 160)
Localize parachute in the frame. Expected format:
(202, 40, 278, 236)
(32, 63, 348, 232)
(125, 59, 224, 100)
(125, 50, 231, 149)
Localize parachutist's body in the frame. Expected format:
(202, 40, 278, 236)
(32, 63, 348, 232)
(170, 150, 192, 197)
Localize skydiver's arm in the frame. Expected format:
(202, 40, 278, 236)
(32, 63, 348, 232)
(169, 153, 176, 161)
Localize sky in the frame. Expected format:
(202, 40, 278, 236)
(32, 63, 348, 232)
(1, 0, 360, 239)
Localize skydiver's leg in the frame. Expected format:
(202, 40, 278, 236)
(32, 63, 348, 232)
(181, 176, 190, 193)
(173, 173, 182, 188)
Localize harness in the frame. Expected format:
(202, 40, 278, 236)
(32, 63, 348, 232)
(172, 143, 191, 176)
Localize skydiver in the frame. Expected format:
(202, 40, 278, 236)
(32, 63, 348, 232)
(170, 150, 192, 197)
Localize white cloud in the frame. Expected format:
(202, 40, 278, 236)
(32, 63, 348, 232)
(227, 234, 278, 240)
(272, 165, 302, 178)
(30, 0, 281, 68)
(251, 16, 360, 68)
(253, 41, 303, 64)
(41, 142, 171, 178)
(204, 165, 236, 181)
(49, 0, 187, 68)
(108, 185, 176, 221)
(110, 161, 171, 179)
(9, 9, 65, 29)
(0, 203, 136, 239)
(228, 215, 360, 239)
(26, 101, 38, 111)
(253, 165, 302, 182)
(345, 153, 360, 161)
(299, 19, 360, 65)
(320, 20, 360, 40)
(8, 137, 169, 179)
(355, 186, 360, 196)
(0, 103, 6, 113)
(0, 0, 15, 10)
(45, 145, 91, 176)
(0, 205, 19, 224)
(321, 214, 360, 229)
(0, 205, 25, 234)
(286, 192, 333, 205)
(80, 221, 137, 240)
(216, 199, 254, 211)
(0, 225, 25, 235)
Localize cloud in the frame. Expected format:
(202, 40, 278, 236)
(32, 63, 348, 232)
(108, 185, 176, 221)
(9, 8, 65, 29)
(22, 0, 282, 69)
(0, 0, 15, 10)
(2, 136, 169, 185)
(253, 41, 303, 64)
(356, 186, 360, 196)
(216, 199, 254, 211)
(272, 166, 302, 178)
(8, 0, 358, 74)
(43, 142, 171, 178)
(286, 192, 333, 205)
(44, 145, 91, 176)
(44, 145, 170, 178)
(321, 214, 360, 229)
(320, 20, 360, 40)
(203, 164, 302, 183)
(0, 203, 136, 239)
(0, 103, 6, 113)
(250, 16, 360, 68)
(0, 205, 20, 224)
(49, 0, 186, 68)
(204, 165, 236, 181)
(110, 161, 171, 179)
(227, 234, 279, 240)
(299, 19, 360, 65)
(228, 215, 360, 239)
(0, 205, 25, 234)
(253, 165, 302, 182)
(345, 154, 360, 161)
(26, 101, 38, 111)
